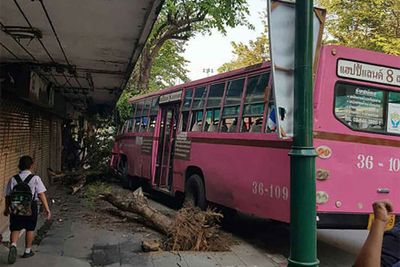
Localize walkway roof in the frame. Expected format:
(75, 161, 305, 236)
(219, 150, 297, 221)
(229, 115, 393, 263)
(0, 0, 163, 113)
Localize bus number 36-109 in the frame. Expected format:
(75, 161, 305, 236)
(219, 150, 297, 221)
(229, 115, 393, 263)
(252, 182, 289, 200)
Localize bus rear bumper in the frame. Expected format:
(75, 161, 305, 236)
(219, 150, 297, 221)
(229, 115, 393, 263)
(317, 212, 400, 230)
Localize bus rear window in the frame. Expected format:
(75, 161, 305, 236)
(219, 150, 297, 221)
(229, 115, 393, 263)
(334, 82, 400, 135)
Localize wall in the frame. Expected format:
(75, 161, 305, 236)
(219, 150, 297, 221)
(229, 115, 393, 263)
(0, 99, 62, 232)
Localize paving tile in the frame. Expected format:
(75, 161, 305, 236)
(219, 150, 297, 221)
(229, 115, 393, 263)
(181, 252, 220, 267)
(151, 252, 189, 267)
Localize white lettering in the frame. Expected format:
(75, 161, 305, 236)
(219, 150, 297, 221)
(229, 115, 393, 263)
(337, 59, 400, 88)
(251, 181, 289, 201)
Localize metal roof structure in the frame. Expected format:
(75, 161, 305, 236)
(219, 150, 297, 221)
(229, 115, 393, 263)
(0, 0, 163, 113)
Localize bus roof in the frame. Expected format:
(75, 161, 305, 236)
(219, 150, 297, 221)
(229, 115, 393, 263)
(129, 61, 271, 103)
(129, 44, 400, 103)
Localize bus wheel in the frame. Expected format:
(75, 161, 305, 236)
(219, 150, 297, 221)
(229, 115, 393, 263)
(120, 160, 129, 189)
(184, 174, 206, 210)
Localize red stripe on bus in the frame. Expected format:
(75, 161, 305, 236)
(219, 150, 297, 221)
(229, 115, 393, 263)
(190, 137, 291, 149)
(314, 131, 400, 147)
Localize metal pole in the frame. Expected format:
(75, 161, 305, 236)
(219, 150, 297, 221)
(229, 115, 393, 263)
(288, 0, 318, 266)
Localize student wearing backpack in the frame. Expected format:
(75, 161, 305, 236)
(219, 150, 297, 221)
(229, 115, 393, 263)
(3, 155, 51, 264)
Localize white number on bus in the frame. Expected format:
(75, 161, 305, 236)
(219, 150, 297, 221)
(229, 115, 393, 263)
(389, 158, 400, 172)
(252, 182, 289, 201)
(357, 154, 374, 169)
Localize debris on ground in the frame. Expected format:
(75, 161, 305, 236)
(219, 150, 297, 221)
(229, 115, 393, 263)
(100, 186, 234, 252)
(141, 240, 161, 252)
(163, 206, 233, 252)
(100, 188, 173, 234)
(49, 169, 235, 253)
(48, 168, 105, 195)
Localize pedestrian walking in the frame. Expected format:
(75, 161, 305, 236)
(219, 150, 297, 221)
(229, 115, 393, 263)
(3, 155, 51, 264)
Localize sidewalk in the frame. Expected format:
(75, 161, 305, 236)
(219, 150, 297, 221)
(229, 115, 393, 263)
(0, 186, 286, 267)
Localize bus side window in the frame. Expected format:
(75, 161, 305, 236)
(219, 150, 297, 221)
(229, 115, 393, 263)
(139, 100, 151, 132)
(181, 88, 193, 132)
(190, 87, 207, 131)
(148, 97, 159, 133)
(131, 118, 136, 132)
(241, 73, 269, 133)
(122, 120, 129, 134)
(220, 78, 245, 133)
(127, 119, 133, 133)
(191, 110, 204, 131)
(334, 83, 389, 134)
(134, 101, 144, 132)
(205, 83, 224, 132)
(266, 103, 277, 133)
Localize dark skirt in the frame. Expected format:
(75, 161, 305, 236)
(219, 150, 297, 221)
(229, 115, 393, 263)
(10, 201, 38, 231)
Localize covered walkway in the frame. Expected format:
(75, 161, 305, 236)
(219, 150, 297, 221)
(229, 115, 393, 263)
(0, 0, 163, 232)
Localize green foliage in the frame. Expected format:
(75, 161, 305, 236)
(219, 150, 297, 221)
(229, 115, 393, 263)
(149, 40, 190, 89)
(84, 182, 112, 208)
(82, 115, 116, 172)
(118, 0, 252, 119)
(116, 90, 135, 123)
(133, 0, 252, 92)
(218, 34, 269, 73)
(133, 40, 190, 94)
(156, 0, 252, 40)
(218, 14, 269, 73)
(318, 0, 400, 55)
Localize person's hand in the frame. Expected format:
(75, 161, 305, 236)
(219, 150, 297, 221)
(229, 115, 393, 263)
(3, 208, 10, 217)
(373, 200, 393, 223)
(44, 209, 51, 220)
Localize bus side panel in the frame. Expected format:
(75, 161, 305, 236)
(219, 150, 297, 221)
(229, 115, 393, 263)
(110, 141, 121, 170)
(118, 136, 140, 177)
(315, 139, 400, 215)
(186, 141, 291, 223)
(141, 154, 152, 180)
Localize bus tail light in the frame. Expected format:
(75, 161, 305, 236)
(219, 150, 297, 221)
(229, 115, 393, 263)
(316, 191, 329, 204)
(316, 169, 330, 180)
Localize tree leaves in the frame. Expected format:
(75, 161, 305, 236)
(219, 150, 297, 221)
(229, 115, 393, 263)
(319, 0, 400, 55)
(218, 13, 269, 73)
(133, 0, 252, 92)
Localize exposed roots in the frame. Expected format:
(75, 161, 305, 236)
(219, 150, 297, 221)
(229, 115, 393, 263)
(162, 206, 233, 252)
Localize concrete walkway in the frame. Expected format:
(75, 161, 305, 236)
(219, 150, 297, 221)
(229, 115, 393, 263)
(1, 219, 285, 267)
(0, 186, 286, 267)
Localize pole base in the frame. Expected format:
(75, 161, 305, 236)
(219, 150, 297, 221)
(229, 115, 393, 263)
(288, 258, 320, 267)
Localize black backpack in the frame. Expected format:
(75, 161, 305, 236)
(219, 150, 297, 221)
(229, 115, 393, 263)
(10, 174, 34, 216)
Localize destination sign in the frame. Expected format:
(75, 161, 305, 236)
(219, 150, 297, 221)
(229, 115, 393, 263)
(337, 59, 400, 88)
(159, 90, 182, 104)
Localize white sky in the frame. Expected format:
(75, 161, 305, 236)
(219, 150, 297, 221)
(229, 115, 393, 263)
(183, 0, 267, 81)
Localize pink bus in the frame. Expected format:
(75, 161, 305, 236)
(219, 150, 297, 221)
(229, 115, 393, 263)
(111, 45, 400, 229)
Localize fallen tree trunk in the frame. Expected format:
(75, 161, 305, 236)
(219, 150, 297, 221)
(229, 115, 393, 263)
(103, 208, 157, 230)
(71, 174, 87, 195)
(100, 188, 173, 235)
(47, 168, 84, 184)
(100, 187, 232, 251)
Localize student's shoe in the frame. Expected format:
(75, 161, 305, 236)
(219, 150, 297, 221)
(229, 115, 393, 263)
(22, 251, 35, 258)
(8, 245, 17, 264)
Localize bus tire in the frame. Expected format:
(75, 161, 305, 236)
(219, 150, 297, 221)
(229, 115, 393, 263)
(184, 174, 206, 210)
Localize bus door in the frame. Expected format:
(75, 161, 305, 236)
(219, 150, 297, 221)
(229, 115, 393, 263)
(155, 103, 179, 191)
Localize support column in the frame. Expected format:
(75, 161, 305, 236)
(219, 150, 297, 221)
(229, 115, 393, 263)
(288, 0, 319, 266)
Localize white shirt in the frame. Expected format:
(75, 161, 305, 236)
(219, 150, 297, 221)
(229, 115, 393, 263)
(5, 170, 47, 201)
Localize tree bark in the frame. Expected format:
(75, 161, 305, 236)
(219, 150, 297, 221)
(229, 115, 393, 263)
(71, 174, 87, 195)
(137, 49, 153, 92)
(100, 188, 173, 235)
